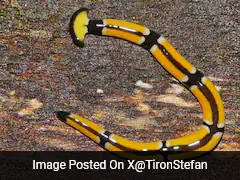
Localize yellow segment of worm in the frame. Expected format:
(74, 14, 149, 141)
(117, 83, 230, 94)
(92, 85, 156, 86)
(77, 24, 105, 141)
(67, 114, 105, 143)
(159, 37, 196, 73)
(70, 114, 104, 133)
(104, 19, 150, 35)
(166, 125, 210, 147)
(202, 78, 225, 128)
(73, 10, 89, 41)
(111, 134, 162, 151)
(196, 132, 223, 151)
(190, 85, 213, 125)
(150, 45, 187, 82)
(104, 142, 123, 151)
(102, 27, 144, 45)
(66, 119, 101, 144)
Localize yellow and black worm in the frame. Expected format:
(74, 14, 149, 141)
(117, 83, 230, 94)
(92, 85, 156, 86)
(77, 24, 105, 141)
(57, 8, 224, 159)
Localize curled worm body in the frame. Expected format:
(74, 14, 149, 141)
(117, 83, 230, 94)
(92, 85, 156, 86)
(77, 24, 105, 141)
(57, 8, 224, 159)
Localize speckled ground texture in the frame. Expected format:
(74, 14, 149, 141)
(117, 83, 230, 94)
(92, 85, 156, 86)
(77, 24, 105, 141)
(0, 0, 239, 151)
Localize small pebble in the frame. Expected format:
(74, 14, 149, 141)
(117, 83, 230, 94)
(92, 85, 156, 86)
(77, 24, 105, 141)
(97, 89, 104, 94)
(135, 80, 153, 89)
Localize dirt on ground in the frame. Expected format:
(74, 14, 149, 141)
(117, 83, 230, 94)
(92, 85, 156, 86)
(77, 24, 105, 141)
(0, 0, 239, 151)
